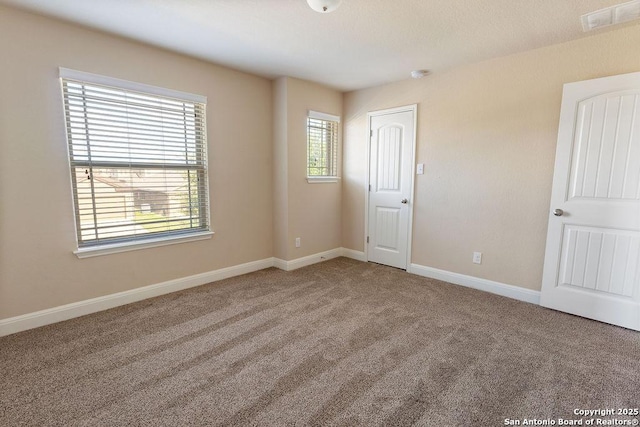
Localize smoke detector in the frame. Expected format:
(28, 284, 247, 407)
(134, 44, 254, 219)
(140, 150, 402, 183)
(411, 70, 430, 79)
(581, 0, 640, 31)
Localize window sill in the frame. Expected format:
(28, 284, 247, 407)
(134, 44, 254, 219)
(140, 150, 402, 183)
(74, 231, 214, 259)
(306, 176, 341, 184)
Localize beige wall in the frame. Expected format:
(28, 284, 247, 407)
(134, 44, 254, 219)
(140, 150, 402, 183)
(343, 24, 640, 291)
(272, 77, 343, 260)
(3, 4, 638, 321)
(0, 7, 274, 318)
(272, 78, 289, 260)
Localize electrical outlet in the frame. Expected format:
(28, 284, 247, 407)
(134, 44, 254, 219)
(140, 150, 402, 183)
(416, 163, 424, 175)
(473, 252, 482, 264)
(295, 237, 301, 248)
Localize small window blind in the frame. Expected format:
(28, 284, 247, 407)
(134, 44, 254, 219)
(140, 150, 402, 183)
(307, 111, 339, 177)
(60, 69, 210, 248)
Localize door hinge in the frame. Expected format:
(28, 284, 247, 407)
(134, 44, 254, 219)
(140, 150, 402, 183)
(367, 236, 369, 243)
(370, 129, 373, 138)
(368, 184, 371, 192)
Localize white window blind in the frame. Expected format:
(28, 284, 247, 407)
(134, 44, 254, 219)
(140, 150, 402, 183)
(307, 111, 340, 178)
(61, 69, 210, 249)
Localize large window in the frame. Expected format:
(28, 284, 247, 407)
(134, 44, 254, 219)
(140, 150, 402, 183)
(60, 68, 211, 256)
(307, 110, 340, 182)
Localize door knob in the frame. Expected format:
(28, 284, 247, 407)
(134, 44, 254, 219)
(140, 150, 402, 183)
(401, 199, 408, 204)
(553, 209, 564, 216)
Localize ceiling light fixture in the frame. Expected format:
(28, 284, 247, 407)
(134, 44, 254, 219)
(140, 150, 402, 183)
(307, 0, 342, 13)
(411, 70, 430, 79)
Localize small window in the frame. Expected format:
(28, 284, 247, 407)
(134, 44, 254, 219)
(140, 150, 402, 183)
(307, 110, 340, 182)
(60, 68, 211, 256)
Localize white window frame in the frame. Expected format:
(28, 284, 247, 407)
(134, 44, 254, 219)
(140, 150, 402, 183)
(306, 110, 340, 184)
(59, 68, 213, 258)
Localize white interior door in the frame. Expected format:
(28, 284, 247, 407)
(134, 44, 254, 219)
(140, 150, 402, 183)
(367, 106, 416, 269)
(541, 72, 640, 331)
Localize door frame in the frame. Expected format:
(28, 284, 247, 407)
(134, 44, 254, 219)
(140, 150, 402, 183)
(364, 104, 418, 269)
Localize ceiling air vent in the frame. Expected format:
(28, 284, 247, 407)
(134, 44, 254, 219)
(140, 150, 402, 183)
(581, 0, 640, 31)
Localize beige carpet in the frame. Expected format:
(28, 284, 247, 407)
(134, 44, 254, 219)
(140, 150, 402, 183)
(1, 257, 639, 426)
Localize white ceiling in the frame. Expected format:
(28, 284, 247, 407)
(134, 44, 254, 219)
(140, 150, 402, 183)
(2, 0, 636, 91)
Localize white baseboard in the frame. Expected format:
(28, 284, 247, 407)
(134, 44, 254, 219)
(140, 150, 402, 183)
(0, 253, 540, 337)
(0, 257, 274, 337)
(408, 263, 540, 305)
(272, 257, 288, 271)
(274, 248, 344, 272)
(272, 247, 365, 272)
(341, 248, 366, 262)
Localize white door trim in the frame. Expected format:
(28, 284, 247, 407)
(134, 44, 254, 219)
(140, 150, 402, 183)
(364, 104, 418, 269)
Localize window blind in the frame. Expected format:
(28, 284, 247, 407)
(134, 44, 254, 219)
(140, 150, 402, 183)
(61, 73, 210, 248)
(307, 111, 339, 177)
